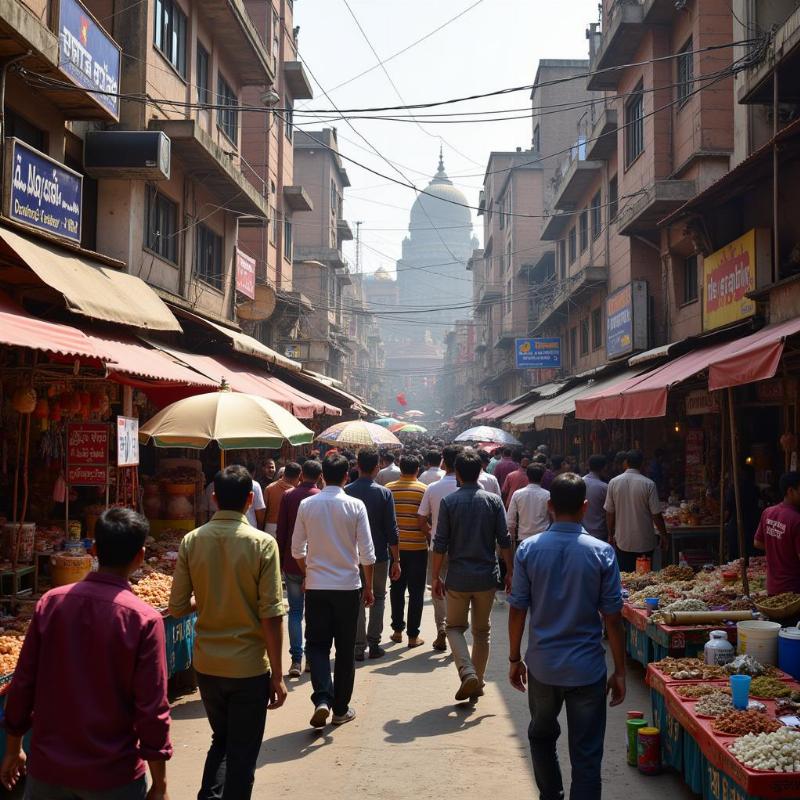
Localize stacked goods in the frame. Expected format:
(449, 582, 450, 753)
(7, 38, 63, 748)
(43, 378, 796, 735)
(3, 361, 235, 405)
(676, 683, 731, 699)
(723, 655, 777, 677)
(0, 634, 25, 675)
(755, 592, 800, 620)
(712, 710, 782, 736)
(749, 676, 792, 698)
(651, 657, 726, 680)
(695, 692, 734, 717)
(730, 728, 800, 771)
(659, 564, 696, 582)
(132, 572, 173, 609)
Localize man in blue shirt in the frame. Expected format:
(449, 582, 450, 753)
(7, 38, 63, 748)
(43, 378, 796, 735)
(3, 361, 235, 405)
(508, 473, 625, 800)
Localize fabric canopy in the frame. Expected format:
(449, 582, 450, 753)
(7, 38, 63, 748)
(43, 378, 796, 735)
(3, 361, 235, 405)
(0, 227, 180, 332)
(0, 290, 99, 359)
(477, 401, 524, 423)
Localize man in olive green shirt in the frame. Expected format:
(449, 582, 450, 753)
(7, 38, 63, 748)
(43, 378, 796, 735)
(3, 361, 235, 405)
(169, 465, 286, 800)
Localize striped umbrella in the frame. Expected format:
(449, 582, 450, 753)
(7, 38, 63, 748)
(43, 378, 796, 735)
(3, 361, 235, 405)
(390, 423, 428, 434)
(317, 420, 401, 447)
(372, 417, 400, 428)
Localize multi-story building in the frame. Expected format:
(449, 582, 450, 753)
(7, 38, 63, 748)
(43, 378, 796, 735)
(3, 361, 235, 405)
(340, 274, 383, 407)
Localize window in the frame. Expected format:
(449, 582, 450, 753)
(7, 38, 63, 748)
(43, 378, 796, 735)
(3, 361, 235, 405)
(5, 109, 46, 151)
(505, 279, 512, 314)
(625, 82, 644, 167)
(568, 227, 577, 265)
(592, 307, 603, 350)
(195, 224, 223, 287)
(217, 75, 238, 143)
(269, 206, 277, 244)
(196, 44, 209, 104)
(609, 175, 619, 221)
(569, 326, 577, 368)
(683, 254, 699, 304)
(533, 124, 540, 151)
(284, 98, 293, 141)
(580, 318, 590, 356)
(284, 218, 293, 261)
(272, 10, 280, 62)
(590, 190, 602, 240)
(154, 0, 187, 77)
(558, 240, 567, 281)
(677, 38, 694, 106)
(330, 180, 338, 218)
(144, 187, 178, 263)
(579, 209, 588, 253)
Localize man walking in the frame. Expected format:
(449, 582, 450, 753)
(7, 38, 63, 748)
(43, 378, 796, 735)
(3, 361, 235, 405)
(276, 459, 323, 677)
(169, 466, 286, 800)
(432, 450, 513, 702)
(376, 451, 401, 486)
(493, 447, 518, 492)
(388, 454, 429, 648)
(502, 451, 531, 508)
(507, 463, 551, 546)
(477, 449, 502, 496)
(1, 508, 172, 799)
(418, 445, 461, 651)
(419, 449, 445, 485)
(292, 454, 376, 728)
(345, 448, 400, 661)
(604, 449, 668, 572)
(508, 473, 626, 800)
(754, 471, 800, 595)
(583, 455, 609, 541)
(264, 462, 301, 535)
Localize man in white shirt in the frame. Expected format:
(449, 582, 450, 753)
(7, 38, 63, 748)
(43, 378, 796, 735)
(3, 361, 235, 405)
(376, 452, 401, 486)
(604, 449, 669, 573)
(507, 464, 552, 545)
(418, 445, 461, 651)
(419, 450, 445, 486)
(202, 469, 266, 529)
(292, 454, 376, 729)
(477, 450, 502, 496)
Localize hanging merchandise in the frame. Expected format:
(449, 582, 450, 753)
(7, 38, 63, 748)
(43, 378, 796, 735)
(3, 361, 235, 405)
(12, 387, 36, 414)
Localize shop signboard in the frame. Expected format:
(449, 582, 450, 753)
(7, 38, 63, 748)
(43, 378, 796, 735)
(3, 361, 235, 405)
(116, 416, 139, 467)
(685, 430, 705, 499)
(756, 377, 798, 404)
(4, 139, 82, 243)
(235, 248, 256, 299)
(702, 229, 757, 332)
(606, 280, 648, 360)
(515, 338, 561, 369)
(67, 422, 109, 485)
(686, 389, 721, 416)
(58, 0, 121, 118)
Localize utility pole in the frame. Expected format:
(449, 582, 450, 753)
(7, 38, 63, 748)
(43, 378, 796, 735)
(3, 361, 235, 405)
(354, 220, 363, 274)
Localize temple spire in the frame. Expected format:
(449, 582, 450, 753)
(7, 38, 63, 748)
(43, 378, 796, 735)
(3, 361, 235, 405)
(434, 145, 451, 183)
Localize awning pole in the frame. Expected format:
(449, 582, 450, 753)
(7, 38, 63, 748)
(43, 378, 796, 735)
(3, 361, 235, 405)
(220, 449, 226, 470)
(727, 387, 749, 595)
(719, 390, 727, 565)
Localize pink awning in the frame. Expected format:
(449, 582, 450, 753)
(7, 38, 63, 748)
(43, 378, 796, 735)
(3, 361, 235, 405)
(476, 402, 523, 422)
(0, 290, 99, 359)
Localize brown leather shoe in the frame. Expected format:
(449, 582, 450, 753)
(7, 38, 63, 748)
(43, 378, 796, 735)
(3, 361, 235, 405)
(408, 637, 425, 648)
(432, 632, 447, 651)
(390, 630, 403, 644)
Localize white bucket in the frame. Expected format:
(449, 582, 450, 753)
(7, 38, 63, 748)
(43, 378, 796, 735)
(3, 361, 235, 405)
(737, 620, 782, 665)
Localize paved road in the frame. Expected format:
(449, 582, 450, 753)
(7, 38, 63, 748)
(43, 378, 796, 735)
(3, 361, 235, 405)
(168, 595, 697, 799)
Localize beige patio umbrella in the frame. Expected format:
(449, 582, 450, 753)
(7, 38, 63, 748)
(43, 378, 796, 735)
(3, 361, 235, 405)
(316, 420, 402, 448)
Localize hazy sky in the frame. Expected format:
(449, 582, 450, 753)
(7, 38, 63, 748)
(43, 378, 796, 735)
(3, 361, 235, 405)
(294, 0, 594, 276)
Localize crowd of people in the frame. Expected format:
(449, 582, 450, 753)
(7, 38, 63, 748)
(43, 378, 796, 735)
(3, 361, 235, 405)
(3, 433, 799, 800)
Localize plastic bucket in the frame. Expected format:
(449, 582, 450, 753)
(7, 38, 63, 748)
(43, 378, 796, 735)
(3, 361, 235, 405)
(737, 620, 781, 665)
(50, 553, 92, 587)
(779, 624, 800, 680)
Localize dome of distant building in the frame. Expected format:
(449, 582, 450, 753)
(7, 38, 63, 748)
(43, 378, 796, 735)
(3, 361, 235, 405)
(369, 266, 394, 281)
(409, 154, 471, 229)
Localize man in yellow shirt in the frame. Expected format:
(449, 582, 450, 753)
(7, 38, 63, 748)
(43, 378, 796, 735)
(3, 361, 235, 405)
(388, 454, 429, 648)
(169, 465, 286, 800)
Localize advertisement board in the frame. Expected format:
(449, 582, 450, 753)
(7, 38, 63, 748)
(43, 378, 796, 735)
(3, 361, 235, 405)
(58, 0, 121, 118)
(606, 280, 648, 360)
(515, 338, 561, 369)
(685, 389, 721, 416)
(5, 139, 83, 243)
(116, 416, 139, 467)
(67, 423, 109, 485)
(703, 229, 757, 332)
(235, 248, 256, 299)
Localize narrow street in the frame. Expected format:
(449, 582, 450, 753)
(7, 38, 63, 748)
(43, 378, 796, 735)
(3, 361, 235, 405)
(168, 597, 696, 800)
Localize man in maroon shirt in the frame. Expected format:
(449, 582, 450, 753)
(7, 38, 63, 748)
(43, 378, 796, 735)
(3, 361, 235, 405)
(754, 472, 800, 595)
(493, 448, 518, 494)
(502, 452, 531, 509)
(0, 508, 171, 799)
(276, 459, 322, 677)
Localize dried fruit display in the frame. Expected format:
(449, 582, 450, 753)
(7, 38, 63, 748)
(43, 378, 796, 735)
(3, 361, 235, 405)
(749, 676, 792, 698)
(730, 729, 800, 772)
(712, 710, 782, 736)
(651, 657, 726, 680)
(0, 634, 24, 676)
(676, 683, 731, 699)
(695, 692, 734, 717)
(132, 572, 173, 609)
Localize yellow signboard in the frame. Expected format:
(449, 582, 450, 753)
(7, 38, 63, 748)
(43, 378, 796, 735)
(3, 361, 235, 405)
(702, 229, 757, 332)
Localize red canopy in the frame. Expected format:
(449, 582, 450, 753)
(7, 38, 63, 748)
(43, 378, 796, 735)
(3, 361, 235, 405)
(476, 402, 523, 422)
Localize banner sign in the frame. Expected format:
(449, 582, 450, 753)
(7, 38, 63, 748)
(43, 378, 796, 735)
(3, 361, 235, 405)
(757, 377, 799, 404)
(703, 229, 756, 332)
(515, 338, 561, 369)
(58, 0, 121, 118)
(685, 389, 721, 416)
(116, 416, 139, 467)
(235, 248, 256, 299)
(5, 139, 82, 243)
(606, 281, 648, 360)
(67, 423, 109, 485)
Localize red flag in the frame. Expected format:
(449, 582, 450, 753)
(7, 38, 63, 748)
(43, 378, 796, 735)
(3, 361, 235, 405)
(396, 392, 407, 407)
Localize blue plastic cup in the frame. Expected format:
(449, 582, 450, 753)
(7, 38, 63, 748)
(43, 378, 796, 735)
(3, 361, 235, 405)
(730, 675, 751, 710)
(645, 598, 660, 612)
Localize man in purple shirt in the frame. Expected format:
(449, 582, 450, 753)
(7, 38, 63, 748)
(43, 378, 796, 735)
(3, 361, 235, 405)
(276, 459, 322, 677)
(493, 448, 519, 493)
(0, 508, 172, 799)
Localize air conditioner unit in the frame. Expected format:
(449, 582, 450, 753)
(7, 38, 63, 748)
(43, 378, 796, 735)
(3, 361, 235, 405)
(84, 131, 171, 180)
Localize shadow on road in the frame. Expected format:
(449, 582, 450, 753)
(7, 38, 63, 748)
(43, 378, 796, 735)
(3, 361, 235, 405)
(383, 703, 495, 743)
(257, 726, 334, 764)
(371, 647, 452, 676)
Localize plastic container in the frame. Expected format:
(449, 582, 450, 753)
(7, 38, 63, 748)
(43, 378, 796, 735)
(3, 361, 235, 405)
(50, 553, 92, 587)
(627, 718, 648, 767)
(730, 674, 751, 710)
(637, 727, 661, 774)
(645, 598, 660, 612)
(705, 630, 735, 666)
(737, 619, 782, 665)
(636, 555, 652, 575)
(2, 522, 36, 563)
(779, 624, 800, 680)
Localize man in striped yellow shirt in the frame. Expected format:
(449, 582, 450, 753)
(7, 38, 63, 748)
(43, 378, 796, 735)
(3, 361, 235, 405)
(387, 454, 429, 648)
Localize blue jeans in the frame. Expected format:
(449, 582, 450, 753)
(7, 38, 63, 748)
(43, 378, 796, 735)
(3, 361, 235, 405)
(285, 573, 304, 662)
(527, 673, 607, 800)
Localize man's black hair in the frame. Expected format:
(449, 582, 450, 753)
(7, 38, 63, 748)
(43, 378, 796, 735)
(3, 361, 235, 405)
(527, 464, 546, 484)
(588, 454, 607, 473)
(780, 471, 800, 496)
(455, 450, 482, 483)
(533, 453, 547, 465)
(322, 454, 350, 485)
(442, 445, 462, 472)
(549, 473, 587, 515)
(477, 448, 491, 465)
(425, 449, 442, 468)
(214, 465, 254, 511)
(284, 462, 302, 480)
(551, 455, 566, 471)
(626, 449, 644, 469)
(502, 446, 513, 457)
(301, 459, 323, 481)
(382, 451, 396, 464)
(357, 447, 380, 473)
(94, 507, 149, 567)
(399, 454, 420, 475)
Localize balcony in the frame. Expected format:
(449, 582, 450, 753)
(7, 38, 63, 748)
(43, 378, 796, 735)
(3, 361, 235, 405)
(476, 282, 502, 309)
(585, 104, 618, 161)
(642, 0, 675, 23)
(337, 219, 354, 241)
(521, 250, 556, 281)
(587, 0, 646, 91)
(540, 208, 572, 242)
(530, 265, 607, 332)
(550, 140, 603, 211)
(283, 186, 313, 212)
(284, 61, 314, 100)
(494, 317, 528, 348)
(616, 180, 696, 236)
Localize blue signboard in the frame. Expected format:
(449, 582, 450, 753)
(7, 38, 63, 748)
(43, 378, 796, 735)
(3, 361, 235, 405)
(7, 139, 83, 243)
(58, 0, 121, 118)
(515, 338, 561, 369)
(606, 284, 633, 359)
